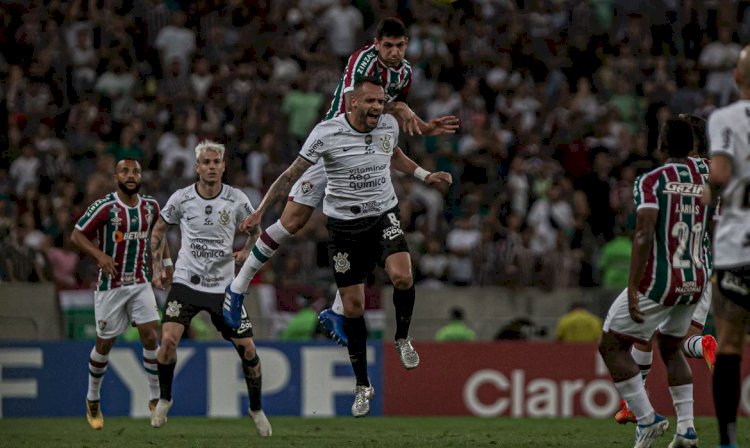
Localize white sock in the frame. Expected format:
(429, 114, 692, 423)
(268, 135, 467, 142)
(669, 383, 694, 434)
(332, 290, 344, 315)
(231, 220, 292, 293)
(614, 373, 655, 425)
(631, 346, 653, 382)
(143, 348, 159, 401)
(682, 335, 702, 358)
(87, 348, 109, 401)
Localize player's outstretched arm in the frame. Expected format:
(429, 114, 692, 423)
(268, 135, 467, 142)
(421, 115, 460, 136)
(386, 101, 422, 136)
(626, 209, 658, 324)
(234, 223, 260, 265)
(391, 146, 453, 189)
(71, 228, 117, 278)
(240, 156, 313, 232)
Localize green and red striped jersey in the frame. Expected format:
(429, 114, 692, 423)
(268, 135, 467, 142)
(325, 43, 412, 119)
(633, 158, 714, 305)
(75, 192, 160, 291)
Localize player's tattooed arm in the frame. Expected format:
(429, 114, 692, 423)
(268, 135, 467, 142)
(150, 217, 169, 266)
(241, 156, 313, 231)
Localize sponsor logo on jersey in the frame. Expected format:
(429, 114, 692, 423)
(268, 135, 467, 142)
(205, 205, 213, 215)
(380, 135, 392, 153)
(350, 176, 386, 191)
(334, 127, 351, 136)
(674, 280, 702, 295)
(164, 204, 176, 219)
(365, 135, 372, 145)
(190, 240, 224, 258)
(218, 209, 230, 226)
(186, 216, 197, 221)
(122, 272, 136, 285)
(301, 181, 313, 194)
(110, 216, 122, 225)
(166, 300, 182, 318)
(720, 271, 750, 295)
(333, 252, 351, 273)
(383, 213, 404, 240)
(113, 230, 149, 242)
(97, 320, 107, 330)
(664, 182, 704, 197)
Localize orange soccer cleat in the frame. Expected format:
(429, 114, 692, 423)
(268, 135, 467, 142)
(614, 400, 637, 425)
(701, 334, 717, 372)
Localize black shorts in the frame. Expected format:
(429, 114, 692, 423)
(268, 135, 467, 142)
(716, 265, 750, 311)
(326, 207, 410, 288)
(162, 283, 254, 339)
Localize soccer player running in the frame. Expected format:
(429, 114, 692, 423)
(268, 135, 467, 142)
(232, 77, 451, 417)
(702, 46, 750, 448)
(599, 119, 715, 448)
(225, 17, 458, 348)
(148, 141, 271, 436)
(614, 114, 718, 425)
(71, 159, 165, 430)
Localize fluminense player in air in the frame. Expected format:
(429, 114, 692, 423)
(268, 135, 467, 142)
(71, 158, 165, 430)
(224, 17, 458, 348)
(148, 141, 271, 436)
(229, 77, 451, 417)
(702, 45, 750, 448)
(599, 119, 717, 448)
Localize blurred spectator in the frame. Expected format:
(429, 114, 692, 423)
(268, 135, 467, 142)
(526, 181, 574, 255)
(495, 317, 545, 341)
(417, 238, 449, 288)
(554, 302, 602, 342)
(154, 10, 196, 78)
(320, 0, 363, 66)
(699, 26, 741, 106)
(281, 74, 325, 147)
(435, 307, 476, 342)
(445, 216, 481, 286)
(10, 145, 40, 196)
(598, 226, 633, 290)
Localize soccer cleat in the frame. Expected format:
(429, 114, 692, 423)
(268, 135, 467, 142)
(615, 400, 637, 424)
(634, 414, 669, 448)
(223, 284, 245, 330)
(395, 337, 420, 369)
(85, 399, 103, 430)
(667, 427, 699, 448)
(249, 409, 272, 437)
(351, 385, 375, 418)
(701, 334, 717, 372)
(150, 399, 172, 428)
(318, 308, 348, 346)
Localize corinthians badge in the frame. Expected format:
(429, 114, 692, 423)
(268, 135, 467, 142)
(165, 300, 182, 318)
(333, 252, 351, 273)
(381, 134, 392, 153)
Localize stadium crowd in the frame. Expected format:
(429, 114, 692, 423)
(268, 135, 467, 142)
(0, 0, 746, 304)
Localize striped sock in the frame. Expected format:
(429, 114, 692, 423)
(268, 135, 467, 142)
(682, 335, 703, 358)
(630, 346, 653, 383)
(231, 220, 292, 293)
(87, 348, 109, 401)
(143, 348, 159, 401)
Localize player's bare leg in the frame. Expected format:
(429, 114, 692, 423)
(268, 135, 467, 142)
(86, 337, 116, 430)
(232, 337, 271, 437)
(655, 332, 698, 447)
(152, 322, 184, 428)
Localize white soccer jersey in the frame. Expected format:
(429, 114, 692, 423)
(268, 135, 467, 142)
(708, 99, 750, 268)
(161, 184, 254, 293)
(298, 113, 399, 220)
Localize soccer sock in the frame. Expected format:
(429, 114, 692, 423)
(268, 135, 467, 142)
(143, 348, 160, 401)
(332, 290, 344, 315)
(344, 316, 369, 387)
(630, 346, 653, 383)
(682, 335, 703, 358)
(242, 355, 263, 412)
(614, 373, 655, 425)
(393, 285, 415, 341)
(669, 383, 694, 434)
(713, 354, 741, 446)
(157, 361, 176, 401)
(87, 348, 109, 401)
(231, 220, 292, 293)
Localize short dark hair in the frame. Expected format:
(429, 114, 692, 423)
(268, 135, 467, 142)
(661, 119, 694, 158)
(376, 17, 407, 40)
(678, 113, 708, 158)
(450, 307, 464, 320)
(353, 75, 384, 92)
(115, 158, 141, 169)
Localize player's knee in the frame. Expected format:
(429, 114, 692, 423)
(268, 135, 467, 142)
(343, 300, 365, 317)
(280, 207, 311, 234)
(390, 272, 413, 290)
(160, 333, 180, 354)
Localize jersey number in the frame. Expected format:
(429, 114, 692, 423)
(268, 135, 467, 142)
(671, 222, 703, 269)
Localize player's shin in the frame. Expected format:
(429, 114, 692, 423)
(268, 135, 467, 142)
(157, 361, 176, 401)
(87, 348, 109, 401)
(242, 354, 263, 412)
(713, 354, 741, 446)
(231, 221, 292, 293)
(669, 383, 695, 435)
(344, 316, 369, 386)
(143, 348, 159, 402)
(393, 285, 415, 340)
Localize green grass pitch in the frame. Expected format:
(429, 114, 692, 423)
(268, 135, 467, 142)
(1, 416, 748, 447)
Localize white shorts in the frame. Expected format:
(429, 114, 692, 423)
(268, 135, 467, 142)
(690, 283, 712, 329)
(602, 288, 699, 343)
(289, 161, 327, 207)
(94, 283, 160, 339)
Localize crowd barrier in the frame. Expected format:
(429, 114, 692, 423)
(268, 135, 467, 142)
(2, 341, 749, 418)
